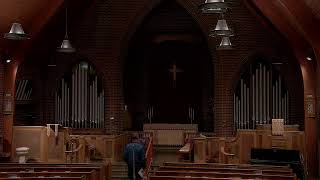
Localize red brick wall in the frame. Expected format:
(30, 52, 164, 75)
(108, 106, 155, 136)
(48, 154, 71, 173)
(15, 0, 304, 135)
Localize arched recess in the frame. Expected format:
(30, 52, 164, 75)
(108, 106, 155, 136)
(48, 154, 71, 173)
(55, 60, 105, 129)
(14, 58, 44, 126)
(122, 0, 214, 131)
(232, 52, 304, 131)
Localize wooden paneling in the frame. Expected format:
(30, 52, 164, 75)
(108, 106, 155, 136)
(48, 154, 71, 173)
(12, 126, 65, 163)
(143, 124, 197, 146)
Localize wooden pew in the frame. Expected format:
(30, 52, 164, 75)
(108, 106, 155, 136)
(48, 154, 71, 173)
(0, 171, 94, 180)
(0, 163, 108, 180)
(0, 168, 97, 180)
(154, 171, 297, 180)
(0, 177, 84, 180)
(150, 176, 240, 180)
(163, 162, 292, 171)
(158, 166, 293, 175)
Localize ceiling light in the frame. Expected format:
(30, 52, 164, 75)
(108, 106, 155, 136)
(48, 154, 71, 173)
(306, 57, 312, 61)
(4, 23, 29, 40)
(6, 59, 11, 63)
(57, 6, 76, 53)
(217, 37, 233, 50)
(199, 0, 229, 14)
(209, 19, 234, 37)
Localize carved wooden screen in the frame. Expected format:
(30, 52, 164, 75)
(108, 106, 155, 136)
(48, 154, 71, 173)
(55, 61, 104, 128)
(234, 60, 289, 130)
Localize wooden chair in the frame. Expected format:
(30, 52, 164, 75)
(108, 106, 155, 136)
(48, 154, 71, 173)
(65, 139, 83, 163)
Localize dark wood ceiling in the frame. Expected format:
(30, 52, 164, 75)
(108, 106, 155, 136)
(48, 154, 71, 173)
(305, 0, 320, 19)
(0, 0, 319, 63)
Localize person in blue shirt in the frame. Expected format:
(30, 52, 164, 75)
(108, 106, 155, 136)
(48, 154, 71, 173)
(124, 135, 146, 180)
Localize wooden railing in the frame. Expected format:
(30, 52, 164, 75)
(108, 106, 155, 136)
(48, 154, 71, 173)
(144, 136, 153, 180)
(193, 129, 306, 164)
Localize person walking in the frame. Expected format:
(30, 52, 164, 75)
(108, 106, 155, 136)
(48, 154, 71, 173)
(124, 135, 146, 180)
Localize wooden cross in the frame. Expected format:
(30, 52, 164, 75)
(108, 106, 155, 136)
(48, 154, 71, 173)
(169, 62, 183, 88)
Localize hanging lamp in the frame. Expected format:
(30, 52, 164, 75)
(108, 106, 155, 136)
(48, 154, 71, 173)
(57, 6, 76, 53)
(199, 0, 228, 14)
(4, 23, 29, 40)
(216, 36, 233, 50)
(209, 17, 234, 37)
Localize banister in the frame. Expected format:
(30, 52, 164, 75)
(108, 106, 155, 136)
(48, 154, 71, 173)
(143, 136, 153, 180)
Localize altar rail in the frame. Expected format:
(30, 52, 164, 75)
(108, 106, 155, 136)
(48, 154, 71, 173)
(193, 127, 305, 164)
(69, 133, 130, 162)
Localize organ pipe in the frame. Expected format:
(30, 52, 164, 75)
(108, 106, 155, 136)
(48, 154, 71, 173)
(246, 87, 249, 129)
(266, 71, 270, 123)
(238, 99, 240, 129)
(252, 74, 255, 124)
(72, 73, 75, 127)
(240, 79, 243, 128)
(234, 94, 236, 130)
(279, 77, 282, 119)
(255, 67, 258, 124)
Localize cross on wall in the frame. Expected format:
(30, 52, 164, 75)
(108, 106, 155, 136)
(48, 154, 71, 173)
(168, 61, 183, 88)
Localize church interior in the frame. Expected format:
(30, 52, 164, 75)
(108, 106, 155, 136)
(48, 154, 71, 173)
(0, 0, 319, 179)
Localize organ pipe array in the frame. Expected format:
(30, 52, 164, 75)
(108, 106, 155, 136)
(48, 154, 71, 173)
(55, 63, 104, 128)
(234, 62, 289, 130)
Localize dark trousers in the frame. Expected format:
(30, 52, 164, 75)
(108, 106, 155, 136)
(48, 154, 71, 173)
(127, 164, 142, 180)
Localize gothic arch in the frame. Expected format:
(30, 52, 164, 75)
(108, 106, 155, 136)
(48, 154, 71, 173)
(119, 0, 212, 68)
(55, 59, 105, 129)
(231, 50, 304, 129)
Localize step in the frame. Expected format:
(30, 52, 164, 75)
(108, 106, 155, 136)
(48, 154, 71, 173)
(111, 176, 127, 180)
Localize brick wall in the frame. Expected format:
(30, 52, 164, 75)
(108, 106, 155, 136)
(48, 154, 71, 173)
(15, 0, 304, 136)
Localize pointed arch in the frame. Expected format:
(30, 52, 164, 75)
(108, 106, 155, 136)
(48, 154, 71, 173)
(55, 60, 105, 129)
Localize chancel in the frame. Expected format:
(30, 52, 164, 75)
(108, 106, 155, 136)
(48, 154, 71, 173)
(0, 0, 319, 180)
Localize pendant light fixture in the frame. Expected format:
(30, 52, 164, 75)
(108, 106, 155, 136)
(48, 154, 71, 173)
(57, 5, 76, 53)
(217, 36, 233, 50)
(4, 23, 29, 40)
(209, 15, 234, 37)
(199, 0, 228, 14)
(199, 0, 236, 50)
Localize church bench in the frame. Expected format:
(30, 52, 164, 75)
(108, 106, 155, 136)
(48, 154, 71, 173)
(163, 162, 292, 171)
(158, 166, 293, 175)
(0, 177, 84, 180)
(0, 163, 107, 180)
(154, 171, 297, 180)
(0, 168, 98, 180)
(150, 176, 240, 180)
(0, 171, 95, 180)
